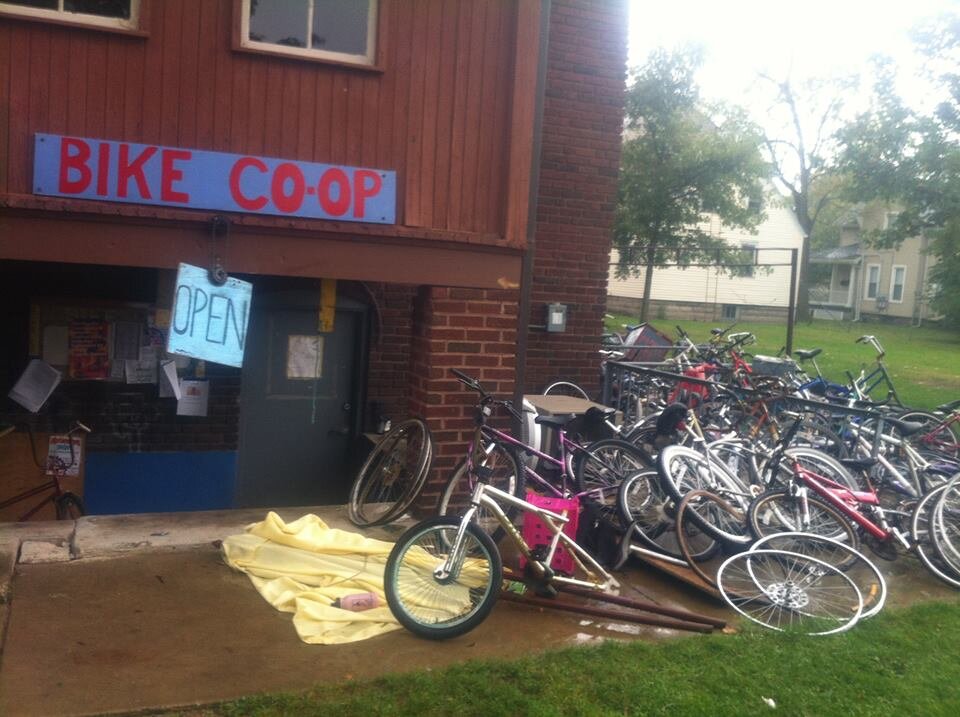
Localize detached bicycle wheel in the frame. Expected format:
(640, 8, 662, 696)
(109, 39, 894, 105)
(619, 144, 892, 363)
(575, 439, 653, 523)
(384, 517, 502, 640)
(348, 418, 432, 527)
(717, 549, 864, 635)
(911, 485, 960, 588)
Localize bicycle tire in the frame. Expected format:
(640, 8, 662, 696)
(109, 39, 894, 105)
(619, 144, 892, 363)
(910, 485, 960, 587)
(747, 490, 861, 570)
(618, 470, 719, 562)
(55, 492, 85, 520)
(574, 439, 653, 522)
(384, 517, 502, 640)
(542, 380, 590, 400)
(658, 445, 750, 510)
(717, 549, 864, 635)
(347, 418, 432, 528)
(750, 532, 887, 619)
(436, 442, 525, 543)
(931, 474, 960, 573)
(679, 483, 753, 547)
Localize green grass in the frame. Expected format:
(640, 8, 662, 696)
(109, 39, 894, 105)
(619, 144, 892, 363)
(604, 315, 960, 410)
(170, 599, 960, 716)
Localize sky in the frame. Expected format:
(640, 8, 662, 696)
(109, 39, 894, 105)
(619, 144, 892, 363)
(628, 0, 957, 122)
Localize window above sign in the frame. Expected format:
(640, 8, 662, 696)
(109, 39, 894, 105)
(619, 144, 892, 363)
(0, 0, 140, 31)
(239, 0, 378, 67)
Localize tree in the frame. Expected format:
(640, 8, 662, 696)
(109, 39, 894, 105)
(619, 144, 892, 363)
(758, 73, 858, 320)
(837, 18, 960, 325)
(613, 48, 768, 322)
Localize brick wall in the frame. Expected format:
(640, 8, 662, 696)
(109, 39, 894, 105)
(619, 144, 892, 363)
(525, 0, 628, 396)
(365, 282, 417, 429)
(407, 286, 519, 510)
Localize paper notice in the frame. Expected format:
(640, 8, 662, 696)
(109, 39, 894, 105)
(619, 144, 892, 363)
(41, 325, 69, 366)
(177, 380, 209, 417)
(160, 360, 182, 399)
(8, 359, 62, 413)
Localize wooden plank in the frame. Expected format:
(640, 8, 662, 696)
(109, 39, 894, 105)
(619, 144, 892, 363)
(474, 0, 504, 234)
(312, 70, 332, 161)
(359, 72, 379, 168)
(345, 73, 364, 164)
(279, 64, 300, 159)
(211, 0, 233, 151)
(244, 59, 267, 155)
(46, 28, 70, 136)
(7, 27, 31, 193)
(122, 32, 145, 139)
(487, 1, 516, 237)
(27, 26, 50, 148)
(446, 1, 471, 230)
(296, 67, 316, 160)
(85, 37, 107, 139)
(503, 0, 541, 248)
(176, 0, 200, 147)
(416, 0, 443, 228)
(194, 0, 218, 149)
(628, 548, 723, 600)
(458, 0, 487, 232)
(0, 22, 10, 192)
(103, 37, 126, 141)
(431, 0, 458, 230)
(373, 0, 395, 168)
(229, 54, 251, 152)
(140, 0, 163, 142)
(403, 0, 428, 227)
(158, 0, 183, 146)
(388, 0, 413, 224)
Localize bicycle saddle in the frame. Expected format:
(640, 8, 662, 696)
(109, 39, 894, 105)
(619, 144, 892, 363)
(936, 398, 960, 413)
(793, 348, 822, 361)
(534, 413, 579, 428)
(883, 418, 927, 437)
(840, 457, 878, 474)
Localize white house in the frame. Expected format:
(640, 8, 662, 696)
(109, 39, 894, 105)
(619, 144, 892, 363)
(607, 194, 806, 322)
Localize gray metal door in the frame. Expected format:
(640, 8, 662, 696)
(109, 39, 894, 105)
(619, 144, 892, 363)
(236, 285, 365, 508)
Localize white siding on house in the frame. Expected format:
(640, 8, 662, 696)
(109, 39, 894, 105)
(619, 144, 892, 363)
(608, 200, 805, 309)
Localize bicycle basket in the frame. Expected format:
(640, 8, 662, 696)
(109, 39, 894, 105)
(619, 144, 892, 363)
(520, 492, 580, 576)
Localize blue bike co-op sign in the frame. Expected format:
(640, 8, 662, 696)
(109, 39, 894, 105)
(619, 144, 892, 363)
(33, 133, 396, 223)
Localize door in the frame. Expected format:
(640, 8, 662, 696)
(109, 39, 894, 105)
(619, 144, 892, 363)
(236, 282, 367, 508)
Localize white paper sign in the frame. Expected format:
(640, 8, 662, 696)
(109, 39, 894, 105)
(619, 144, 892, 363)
(177, 380, 209, 416)
(8, 359, 61, 413)
(159, 360, 182, 399)
(46, 436, 83, 477)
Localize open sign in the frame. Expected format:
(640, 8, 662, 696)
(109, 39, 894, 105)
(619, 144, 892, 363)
(33, 133, 396, 224)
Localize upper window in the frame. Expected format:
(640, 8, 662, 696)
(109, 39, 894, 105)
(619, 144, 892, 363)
(733, 243, 758, 278)
(0, 0, 139, 30)
(890, 265, 907, 303)
(241, 0, 378, 66)
(865, 263, 881, 300)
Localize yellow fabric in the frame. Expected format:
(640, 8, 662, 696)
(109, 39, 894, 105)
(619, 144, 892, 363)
(221, 512, 403, 644)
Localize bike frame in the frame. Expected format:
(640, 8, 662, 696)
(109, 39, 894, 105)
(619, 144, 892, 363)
(438, 479, 619, 592)
(789, 459, 891, 541)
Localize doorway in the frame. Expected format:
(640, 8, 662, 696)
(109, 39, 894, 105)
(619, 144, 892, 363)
(235, 279, 368, 508)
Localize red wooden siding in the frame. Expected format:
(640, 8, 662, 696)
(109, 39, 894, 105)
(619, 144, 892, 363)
(0, 0, 529, 245)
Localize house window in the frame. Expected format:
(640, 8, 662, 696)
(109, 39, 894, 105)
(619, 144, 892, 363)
(737, 243, 758, 278)
(0, 0, 138, 29)
(883, 211, 900, 230)
(890, 265, 907, 303)
(241, 0, 378, 66)
(722, 304, 738, 320)
(865, 264, 881, 300)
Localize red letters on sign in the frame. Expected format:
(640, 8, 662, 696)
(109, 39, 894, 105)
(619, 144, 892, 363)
(353, 169, 382, 219)
(117, 144, 157, 199)
(161, 149, 192, 203)
(271, 163, 305, 213)
(318, 168, 351, 217)
(229, 157, 269, 211)
(58, 137, 92, 194)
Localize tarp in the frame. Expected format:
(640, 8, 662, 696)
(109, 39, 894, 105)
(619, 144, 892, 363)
(221, 512, 403, 644)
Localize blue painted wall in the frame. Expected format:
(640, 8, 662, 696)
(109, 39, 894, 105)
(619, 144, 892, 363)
(85, 451, 237, 514)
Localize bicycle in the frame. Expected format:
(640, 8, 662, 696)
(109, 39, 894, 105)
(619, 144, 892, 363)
(0, 420, 92, 521)
(437, 370, 652, 541)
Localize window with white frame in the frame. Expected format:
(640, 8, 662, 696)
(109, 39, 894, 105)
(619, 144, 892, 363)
(735, 243, 758, 278)
(865, 263, 881, 300)
(241, 0, 378, 66)
(890, 265, 907, 303)
(0, 0, 138, 29)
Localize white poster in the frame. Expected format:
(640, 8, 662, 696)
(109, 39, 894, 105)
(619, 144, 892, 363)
(177, 380, 209, 417)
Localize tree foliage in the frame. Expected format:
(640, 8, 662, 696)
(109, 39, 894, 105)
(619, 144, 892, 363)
(837, 17, 960, 325)
(613, 48, 768, 320)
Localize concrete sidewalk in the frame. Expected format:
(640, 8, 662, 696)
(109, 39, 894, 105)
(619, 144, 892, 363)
(0, 508, 953, 716)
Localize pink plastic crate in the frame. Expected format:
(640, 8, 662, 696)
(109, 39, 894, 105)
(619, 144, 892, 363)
(520, 492, 580, 575)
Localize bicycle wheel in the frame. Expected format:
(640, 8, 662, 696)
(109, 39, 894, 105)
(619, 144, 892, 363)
(437, 442, 525, 543)
(574, 439, 653, 522)
(706, 438, 761, 493)
(899, 411, 959, 459)
(679, 484, 753, 546)
(750, 532, 886, 619)
(910, 485, 960, 588)
(931, 474, 960, 572)
(717, 549, 863, 635)
(542, 380, 590, 400)
(747, 490, 861, 569)
(348, 418, 432, 528)
(618, 470, 719, 562)
(384, 517, 502, 640)
(781, 447, 860, 491)
(55, 493, 85, 520)
(658, 445, 750, 509)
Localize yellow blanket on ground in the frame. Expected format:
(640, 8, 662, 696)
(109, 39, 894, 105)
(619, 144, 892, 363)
(221, 512, 403, 644)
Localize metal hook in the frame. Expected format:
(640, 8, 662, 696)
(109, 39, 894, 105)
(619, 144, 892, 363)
(208, 215, 229, 286)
